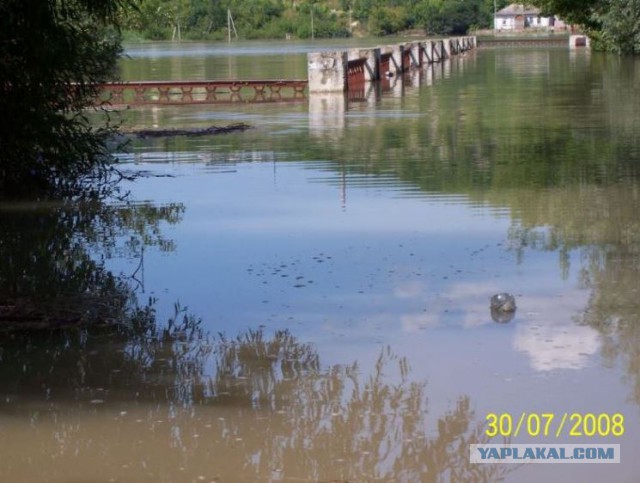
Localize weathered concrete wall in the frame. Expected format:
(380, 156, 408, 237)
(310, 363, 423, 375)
(307, 51, 348, 93)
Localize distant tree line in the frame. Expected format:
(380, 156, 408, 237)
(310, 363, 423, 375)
(118, 0, 509, 40)
(118, 0, 640, 54)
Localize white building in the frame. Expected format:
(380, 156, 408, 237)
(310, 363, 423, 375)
(494, 3, 567, 31)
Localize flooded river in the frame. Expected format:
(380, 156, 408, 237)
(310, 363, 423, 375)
(1, 40, 640, 482)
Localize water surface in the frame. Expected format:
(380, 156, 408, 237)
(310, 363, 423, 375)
(1, 42, 640, 482)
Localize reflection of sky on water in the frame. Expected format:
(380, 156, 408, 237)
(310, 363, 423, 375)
(514, 293, 600, 371)
(107, 158, 637, 479)
(110, 159, 602, 385)
(123, 38, 415, 58)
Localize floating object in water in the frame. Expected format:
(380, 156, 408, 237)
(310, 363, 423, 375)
(490, 293, 517, 323)
(491, 293, 516, 312)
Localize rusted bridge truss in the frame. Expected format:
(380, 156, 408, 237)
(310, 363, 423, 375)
(100, 79, 308, 106)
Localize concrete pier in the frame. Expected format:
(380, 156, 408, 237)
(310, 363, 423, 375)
(307, 51, 348, 93)
(307, 36, 476, 93)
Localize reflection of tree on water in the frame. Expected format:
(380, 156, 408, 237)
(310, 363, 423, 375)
(1, 320, 511, 481)
(211, 328, 320, 406)
(206, 339, 511, 482)
(0, 196, 192, 402)
(580, 250, 640, 404)
(0, 199, 512, 481)
(505, 183, 640, 402)
(0, 199, 184, 327)
(0, 301, 208, 404)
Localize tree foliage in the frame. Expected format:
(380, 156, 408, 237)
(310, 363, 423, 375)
(0, 0, 132, 198)
(368, 5, 410, 36)
(116, 0, 640, 54)
(416, 0, 497, 36)
(532, 0, 640, 54)
(120, 0, 351, 40)
(593, 0, 640, 54)
(120, 0, 500, 40)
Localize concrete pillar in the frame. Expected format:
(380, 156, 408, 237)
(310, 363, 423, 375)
(442, 39, 451, 58)
(307, 51, 348, 93)
(454, 37, 461, 54)
(417, 41, 427, 64)
(434, 40, 444, 61)
(377, 46, 395, 77)
(424, 41, 434, 63)
(408, 42, 421, 67)
(390, 44, 403, 75)
(399, 42, 419, 70)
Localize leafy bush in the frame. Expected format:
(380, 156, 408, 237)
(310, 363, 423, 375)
(369, 6, 409, 36)
(0, 0, 130, 197)
(417, 0, 491, 36)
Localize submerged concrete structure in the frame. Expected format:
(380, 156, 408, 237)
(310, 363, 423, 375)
(569, 34, 590, 49)
(307, 36, 476, 93)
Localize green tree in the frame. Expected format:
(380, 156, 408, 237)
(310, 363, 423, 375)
(368, 5, 409, 35)
(595, 0, 640, 54)
(0, 0, 132, 198)
(532, 0, 640, 54)
(532, 0, 601, 28)
(417, 0, 491, 35)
